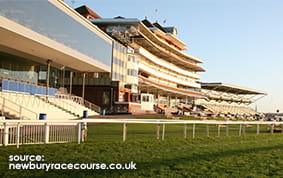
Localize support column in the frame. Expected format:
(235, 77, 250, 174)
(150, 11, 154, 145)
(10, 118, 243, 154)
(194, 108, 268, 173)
(175, 96, 177, 106)
(110, 87, 113, 112)
(82, 72, 86, 99)
(61, 66, 65, 88)
(69, 71, 73, 94)
(127, 92, 131, 102)
(157, 92, 160, 106)
(46, 60, 52, 97)
(186, 96, 188, 105)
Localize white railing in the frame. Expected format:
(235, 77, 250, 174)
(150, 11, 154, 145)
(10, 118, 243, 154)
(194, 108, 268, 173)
(57, 94, 84, 105)
(39, 95, 80, 116)
(0, 96, 38, 120)
(57, 94, 100, 113)
(0, 119, 282, 147)
(0, 120, 81, 148)
(0, 92, 47, 109)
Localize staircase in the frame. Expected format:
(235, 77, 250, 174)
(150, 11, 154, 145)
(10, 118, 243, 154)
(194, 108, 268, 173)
(0, 91, 95, 120)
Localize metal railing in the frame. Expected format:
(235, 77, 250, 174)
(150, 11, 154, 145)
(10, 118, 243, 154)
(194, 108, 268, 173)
(0, 91, 46, 109)
(0, 91, 99, 120)
(57, 94, 101, 113)
(84, 99, 101, 113)
(0, 119, 282, 148)
(0, 96, 38, 120)
(78, 119, 282, 141)
(0, 120, 83, 148)
(38, 95, 81, 116)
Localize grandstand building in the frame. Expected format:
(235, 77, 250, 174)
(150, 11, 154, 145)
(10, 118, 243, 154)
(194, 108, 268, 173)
(0, 1, 267, 119)
(76, 6, 205, 114)
(0, 0, 115, 119)
(196, 82, 267, 116)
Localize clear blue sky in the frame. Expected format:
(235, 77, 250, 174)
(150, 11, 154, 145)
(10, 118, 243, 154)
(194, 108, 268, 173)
(65, 0, 283, 113)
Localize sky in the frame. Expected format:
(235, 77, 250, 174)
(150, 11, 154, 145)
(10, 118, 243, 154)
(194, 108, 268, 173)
(65, 0, 283, 113)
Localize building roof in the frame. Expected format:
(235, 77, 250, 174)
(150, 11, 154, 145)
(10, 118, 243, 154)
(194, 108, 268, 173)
(163, 27, 177, 35)
(91, 18, 203, 63)
(153, 22, 167, 33)
(142, 19, 155, 28)
(200, 82, 267, 95)
(75, 5, 101, 19)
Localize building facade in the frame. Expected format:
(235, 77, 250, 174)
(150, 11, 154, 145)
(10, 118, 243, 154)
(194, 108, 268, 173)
(196, 83, 267, 115)
(75, 6, 205, 113)
(0, 0, 112, 108)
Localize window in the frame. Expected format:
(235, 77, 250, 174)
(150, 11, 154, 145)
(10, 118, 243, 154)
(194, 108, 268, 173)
(102, 91, 110, 105)
(142, 96, 149, 102)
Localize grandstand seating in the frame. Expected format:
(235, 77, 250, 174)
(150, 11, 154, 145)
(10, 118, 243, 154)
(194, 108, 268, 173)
(201, 104, 257, 115)
(0, 79, 99, 120)
(153, 104, 179, 116)
(0, 91, 98, 120)
(0, 79, 57, 96)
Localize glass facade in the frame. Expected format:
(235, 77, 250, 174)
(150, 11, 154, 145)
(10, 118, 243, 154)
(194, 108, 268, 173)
(0, 52, 38, 84)
(0, 52, 66, 89)
(0, 0, 112, 67)
(66, 72, 111, 86)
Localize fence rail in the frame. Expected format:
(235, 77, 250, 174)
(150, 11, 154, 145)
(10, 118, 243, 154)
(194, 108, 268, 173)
(0, 121, 80, 148)
(0, 119, 282, 148)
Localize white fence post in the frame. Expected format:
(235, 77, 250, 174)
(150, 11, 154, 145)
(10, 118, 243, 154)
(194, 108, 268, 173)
(184, 123, 187, 138)
(123, 123, 127, 142)
(162, 124, 165, 140)
(1, 120, 283, 147)
(270, 124, 274, 134)
(44, 123, 49, 144)
(257, 124, 260, 135)
(3, 122, 8, 146)
(156, 124, 160, 139)
(192, 123, 195, 139)
(77, 122, 81, 144)
(16, 122, 20, 148)
(206, 124, 209, 137)
(226, 124, 229, 136)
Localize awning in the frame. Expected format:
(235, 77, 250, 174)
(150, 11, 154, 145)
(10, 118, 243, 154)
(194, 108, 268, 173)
(201, 82, 267, 95)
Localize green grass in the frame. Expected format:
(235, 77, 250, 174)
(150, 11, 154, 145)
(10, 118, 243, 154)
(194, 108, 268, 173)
(0, 123, 283, 177)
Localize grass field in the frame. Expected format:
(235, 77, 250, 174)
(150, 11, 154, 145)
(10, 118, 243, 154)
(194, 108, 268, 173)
(1, 122, 283, 177)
